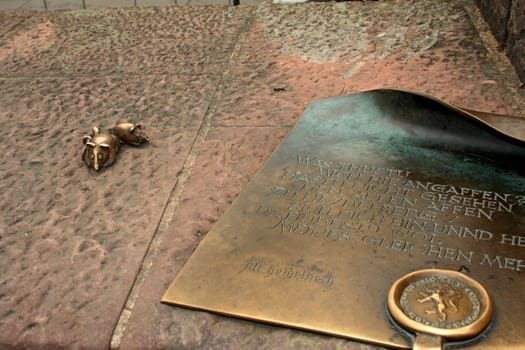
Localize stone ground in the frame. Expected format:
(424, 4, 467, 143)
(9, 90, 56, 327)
(0, 0, 524, 349)
(0, 0, 267, 9)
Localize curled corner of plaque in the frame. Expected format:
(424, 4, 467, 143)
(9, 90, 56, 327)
(321, 88, 525, 177)
(396, 89, 525, 143)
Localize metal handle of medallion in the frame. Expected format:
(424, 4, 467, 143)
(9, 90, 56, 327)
(413, 333, 443, 350)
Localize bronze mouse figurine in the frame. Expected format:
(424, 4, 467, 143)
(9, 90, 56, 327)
(82, 127, 120, 171)
(82, 122, 150, 171)
(113, 122, 150, 145)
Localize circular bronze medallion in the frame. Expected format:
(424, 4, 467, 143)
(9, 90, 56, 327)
(387, 269, 492, 340)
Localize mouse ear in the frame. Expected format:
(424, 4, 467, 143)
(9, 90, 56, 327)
(135, 123, 143, 129)
(100, 143, 111, 149)
(83, 135, 92, 144)
(129, 125, 135, 134)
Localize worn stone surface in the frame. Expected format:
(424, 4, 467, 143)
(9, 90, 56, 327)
(0, 11, 29, 37)
(0, 5, 246, 348)
(506, 0, 525, 83)
(0, 5, 250, 77)
(474, 0, 510, 44)
(0, 1, 525, 349)
(213, 1, 525, 129)
(474, 0, 525, 83)
(0, 74, 219, 349)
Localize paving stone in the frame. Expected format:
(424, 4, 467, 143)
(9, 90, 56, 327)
(239, 0, 269, 4)
(20, 0, 46, 9)
(0, 6, 251, 77)
(86, 0, 134, 8)
(117, 126, 383, 350)
(45, 0, 84, 9)
(474, 0, 524, 83)
(184, 0, 230, 6)
(0, 0, 25, 10)
(213, 1, 525, 128)
(0, 74, 219, 349)
(506, 0, 525, 83)
(0, 12, 30, 37)
(136, 0, 175, 6)
(474, 0, 510, 44)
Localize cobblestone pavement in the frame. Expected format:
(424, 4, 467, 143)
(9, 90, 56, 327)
(0, 0, 267, 10)
(0, 0, 524, 349)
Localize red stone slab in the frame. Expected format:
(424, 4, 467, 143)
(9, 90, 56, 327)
(0, 5, 251, 77)
(506, 0, 525, 82)
(212, 1, 524, 128)
(0, 11, 30, 37)
(0, 74, 219, 348)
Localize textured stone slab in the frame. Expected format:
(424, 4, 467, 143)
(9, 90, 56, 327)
(474, 0, 510, 44)
(506, 0, 525, 83)
(118, 127, 383, 350)
(20, 0, 47, 9)
(0, 12, 30, 37)
(0, 6, 250, 77)
(86, 0, 135, 8)
(136, 0, 175, 6)
(0, 74, 219, 348)
(183, 0, 230, 6)
(45, 0, 85, 9)
(474, 0, 525, 83)
(212, 1, 525, 128)
(0, 0, 36, 10)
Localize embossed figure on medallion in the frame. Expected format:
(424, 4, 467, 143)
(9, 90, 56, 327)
(398, 274, 485, 331)
(416, 283, 460, 321)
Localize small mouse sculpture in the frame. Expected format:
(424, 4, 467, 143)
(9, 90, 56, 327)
(113, 122, 150, 145)
(82, 122, 150, 171)
(82, 127, 120, 171)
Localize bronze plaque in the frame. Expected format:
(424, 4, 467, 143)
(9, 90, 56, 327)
(162, 90, 525, 349)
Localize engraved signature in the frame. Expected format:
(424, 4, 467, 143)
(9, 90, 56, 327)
(240, 256, 335, 289)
